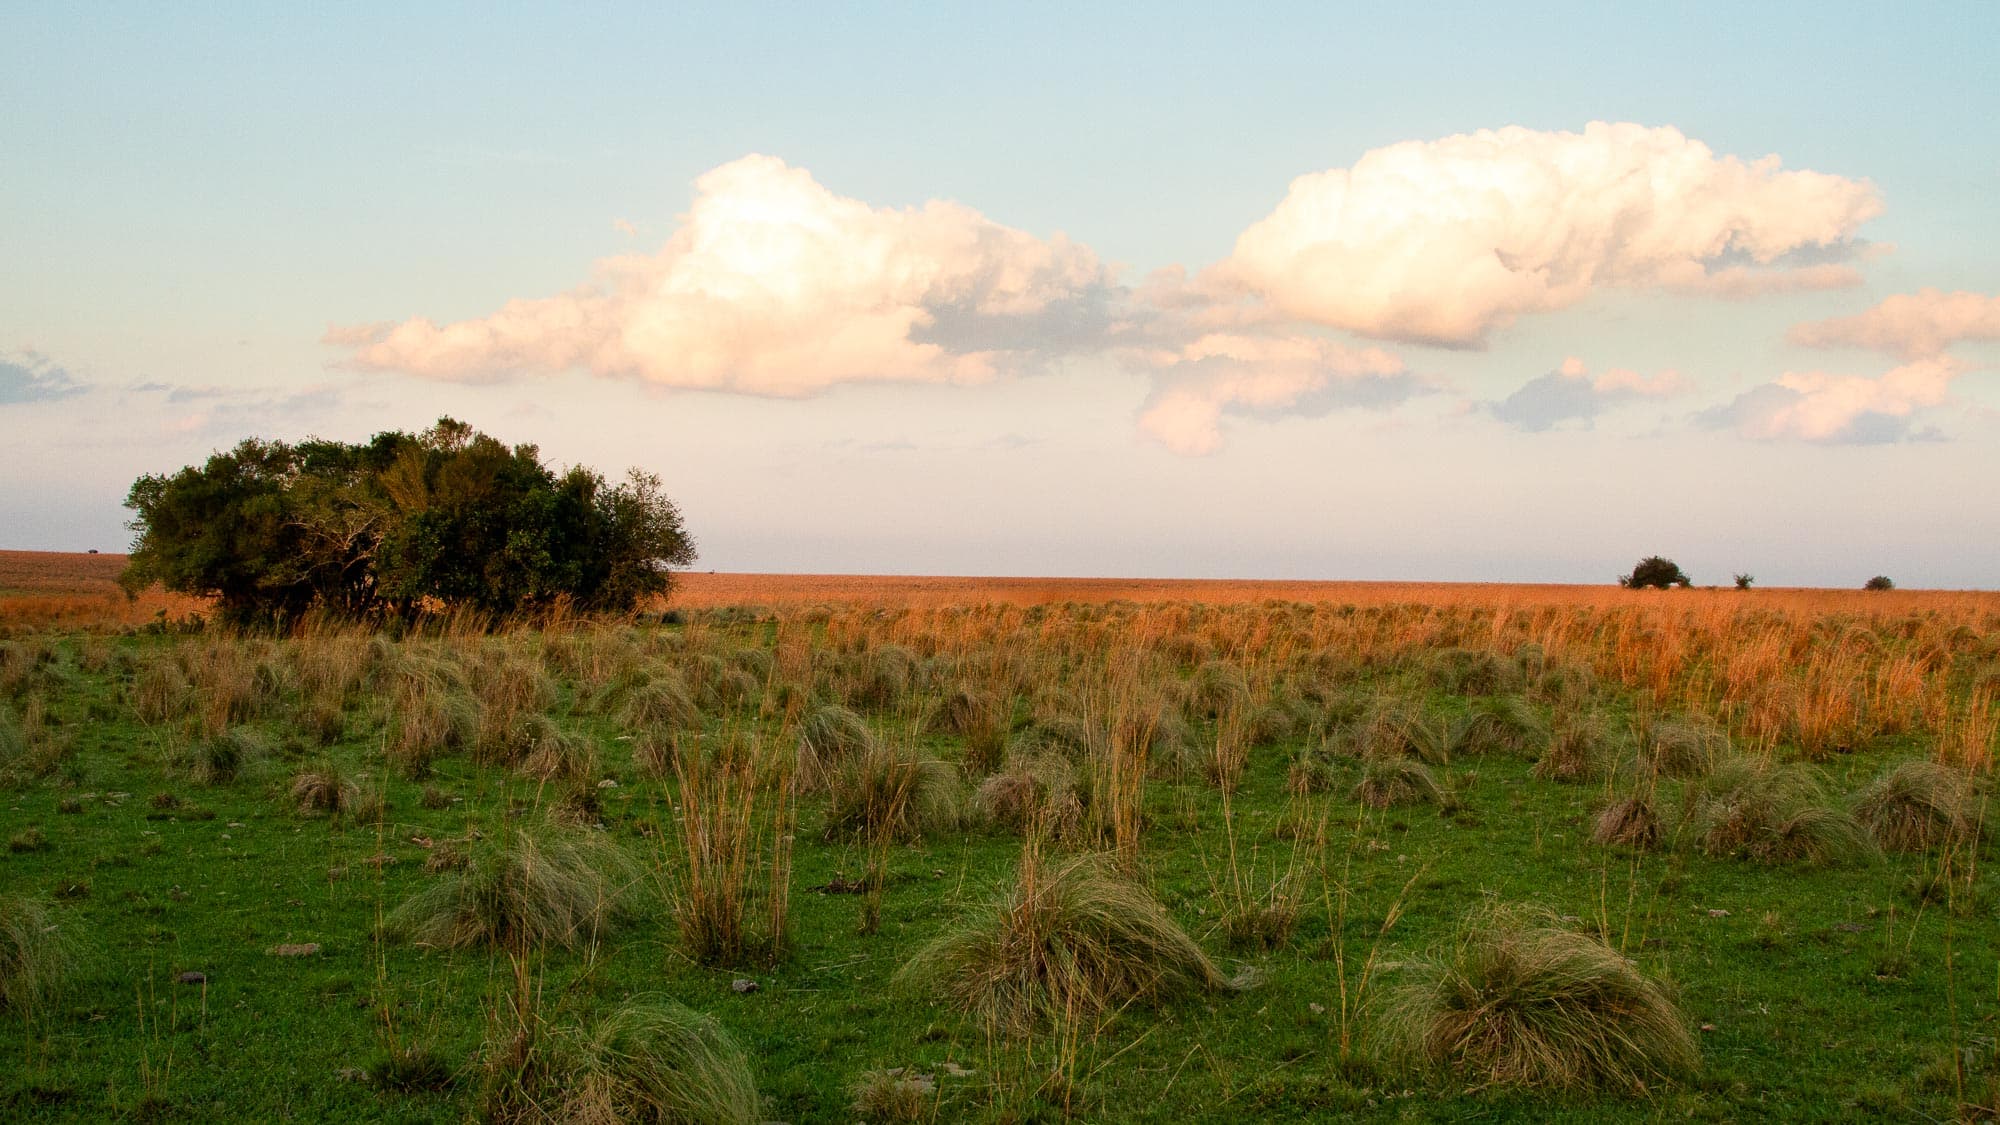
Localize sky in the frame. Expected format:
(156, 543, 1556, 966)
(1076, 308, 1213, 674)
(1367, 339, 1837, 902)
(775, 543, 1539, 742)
(4, 3, 1998, 587)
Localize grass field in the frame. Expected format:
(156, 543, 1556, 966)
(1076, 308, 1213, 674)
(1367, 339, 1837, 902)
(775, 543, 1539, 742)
(1, 554, 1997, 1121)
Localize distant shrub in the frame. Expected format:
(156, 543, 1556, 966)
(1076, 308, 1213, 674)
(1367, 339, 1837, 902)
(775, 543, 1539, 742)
(1864, 575, 1895, 591)
(1619, 556, 1691, 589)
(1733, 573, 1754, 590)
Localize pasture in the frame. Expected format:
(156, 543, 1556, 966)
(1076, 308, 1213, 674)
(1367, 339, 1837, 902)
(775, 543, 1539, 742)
(1, 556, 1996, 1121)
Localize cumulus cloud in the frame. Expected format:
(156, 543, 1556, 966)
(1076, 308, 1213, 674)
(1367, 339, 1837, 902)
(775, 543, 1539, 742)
(1489, 356, 1689, 432)
(1221, 122, 1882, 348)
(1133, 332, 1416, 455)
(1789, 288, 2000, 358)
(333, 155, 1114, 395)
(0, 350, 85, 404)
(1700, 356, 1962, 443)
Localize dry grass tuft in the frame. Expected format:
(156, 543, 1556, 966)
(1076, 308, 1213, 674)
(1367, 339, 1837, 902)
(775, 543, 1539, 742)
(899, 849, 1229, 1034)
(1592, 792, 1663, 850)
(1682, 758, 1876, 866)
(389, 827, 637, 953)
(1852, 758, 1978, 853)
(1381, 904, 1698, 1093)
(824, 743, 961, 842)
(481, 995, 761, 1125)
(1353, 754, 1450, 810)
(849, 1067, 934, 1122)
(974, 754, 1085, 841)
(0, 893, 80, 1021)
(290, 765, 360, 818)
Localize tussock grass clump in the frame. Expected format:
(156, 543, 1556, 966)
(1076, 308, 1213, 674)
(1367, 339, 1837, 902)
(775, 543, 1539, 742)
(900, 850, 1229, 1034)
(1353, 754, 1450, 810)
(1592, 792, 1663, 850)
(1186, 659, 1251, 719)
(386, 658, 477, 777)
(1636, 718, 1729, 779)
(824, 743, 961, 842)
(1533, 716, 1614, 784)
(130, 659, 193, 724)
(546, 997, 763, 1125)
(850, 1068, 933, 1122)
(170, 726, 265, 785)
(290, 765, 360, 818)
(797, 703, 876, 770)
(667, 735, 796, 967)
(1381, 904, 1698, 1093)
(1459, 696, 1549, 758)
(483, 997, 760, 1125)
(975, 754, 1085, 841)
(1853, 758, 1978, 853)
(1682, 758, 1876, 866)
(515, 719, 599, 783)
(1007, 715, 1098, 763)
(389, 827, 638, 953)
(0, 893, 80, 1020)
(1428, 647, 1520, 697)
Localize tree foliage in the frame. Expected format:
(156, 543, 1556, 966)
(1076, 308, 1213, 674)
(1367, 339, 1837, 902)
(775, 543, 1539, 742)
(121, 418, 695, 623)
(1619, 556, 1691, 589)
(1864, 575, 1895, 591)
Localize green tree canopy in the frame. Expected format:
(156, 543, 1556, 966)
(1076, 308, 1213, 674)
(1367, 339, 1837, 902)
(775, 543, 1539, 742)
(121, 418, 695, 624)
(1619, 556, 1691, 590)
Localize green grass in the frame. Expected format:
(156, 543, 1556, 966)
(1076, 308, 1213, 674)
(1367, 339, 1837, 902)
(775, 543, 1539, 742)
(0, 617, 1993, 1122)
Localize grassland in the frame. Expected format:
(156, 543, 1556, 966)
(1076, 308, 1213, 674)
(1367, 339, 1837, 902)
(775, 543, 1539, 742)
(1, 555, 1997, 1121)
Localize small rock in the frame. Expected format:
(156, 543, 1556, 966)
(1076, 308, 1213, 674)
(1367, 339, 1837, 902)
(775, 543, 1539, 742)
(1706, 909, 1730, 918)
(1309, 1002, 1326, 1015)
(1700, 1023, 1717, 1032)
(941, 1061, 974, 1079)
(176, 971, 207, 985)
(269, 943, 321, 957)
(597, 779, 619, 789)
(335, 1067, 366, 1082)
(731, 978, 759, 994)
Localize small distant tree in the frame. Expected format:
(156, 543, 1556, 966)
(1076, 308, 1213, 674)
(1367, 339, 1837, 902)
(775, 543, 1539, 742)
(1619, 556, 1691, 590)
(1864, 575, 1895, 591)
(1733, 573, 1754, 590)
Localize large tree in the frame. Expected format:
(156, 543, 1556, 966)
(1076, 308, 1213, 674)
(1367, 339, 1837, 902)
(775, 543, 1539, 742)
(122, 418, 695, 624)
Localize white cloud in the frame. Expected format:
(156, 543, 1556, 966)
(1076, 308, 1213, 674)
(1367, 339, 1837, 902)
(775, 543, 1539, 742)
(333, 155, 1113, 396)
(1134, 332, 1414, 455)
(1221, 122, 1882, 348)
(1702, 356, 1962, 443)
(1789, 288, 2000, 358)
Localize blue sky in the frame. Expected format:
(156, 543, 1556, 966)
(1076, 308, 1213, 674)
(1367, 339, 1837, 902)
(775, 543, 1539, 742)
(4, 3, 1997, 585)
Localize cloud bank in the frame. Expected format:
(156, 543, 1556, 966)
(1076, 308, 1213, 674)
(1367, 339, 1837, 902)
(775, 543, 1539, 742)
(1708, 288, 1998, 443)
(1489, 356, 1688, 432)
(335, 155, 1113, 396)
(1222, 122, 1882, 348)
(1132, 332, 1414, 455)
(0, 350, 84, 404)
(1703, 356, 1961, 443)
(1789, 288, 2000, 358)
